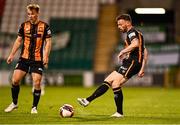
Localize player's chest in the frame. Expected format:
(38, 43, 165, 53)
(24, 24, 45, 38)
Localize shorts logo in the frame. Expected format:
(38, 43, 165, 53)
(38, 68, 43, 71)
(120, 66, 127, 70)
(122, 70, 126, 73)
(15, 63, 19, 69)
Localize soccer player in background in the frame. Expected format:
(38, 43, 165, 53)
(78, 14, 148, 117)
(4, 4, 52, 114)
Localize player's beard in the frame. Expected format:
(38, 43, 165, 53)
(119, 26, 127, 33)
(120, 28, 126, 33)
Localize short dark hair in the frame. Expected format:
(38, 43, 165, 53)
(116, 14, 132, 23)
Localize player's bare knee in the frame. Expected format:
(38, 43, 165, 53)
(104, 71, 119, 86)
(104, 79, 113, 86)
(33, 82, 41, 89)
(12, 78, 20, 85)
(111, 78, 124, 89)
(112, 82, 121, 89)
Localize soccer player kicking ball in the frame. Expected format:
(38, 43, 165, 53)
(77, 14, 148, 118)
(4, 4, 52, 114)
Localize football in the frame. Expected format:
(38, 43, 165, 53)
(59, 104, 74, 118)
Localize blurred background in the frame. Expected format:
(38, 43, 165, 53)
(0, 0, 179, 88)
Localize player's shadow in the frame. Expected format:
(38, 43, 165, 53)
(73, 115, 180, 123)
(73, 115, 112, 122)
(127, 115, 180, 121)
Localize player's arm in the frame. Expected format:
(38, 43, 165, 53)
(7, 36, 22, 64)
(138, 48, 148, 78)
(43, 37, 52, 66)
(118, 38, 139, 60)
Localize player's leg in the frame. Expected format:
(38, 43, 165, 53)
(77, 81, 111, 107)
(4, 69, 26, 112)
(30, 61, 44, 114)
(40, 75, 45, 95)
(111, 76, 127, 117)
(77, 71, 119, 107)
(31, 72, 42, 114)
(111, 59, 141, 117)
(32, 74, 45, 96)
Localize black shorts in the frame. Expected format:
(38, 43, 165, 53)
(15, 58, 44, 75)
(117, 58, 142, 79)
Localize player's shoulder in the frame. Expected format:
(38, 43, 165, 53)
(19, 21, 30, 26)
(24, 20, 33, 24)
(128, 27, 139, 34)
(127, 28, 138, 38)
(39, 20, 50, 27)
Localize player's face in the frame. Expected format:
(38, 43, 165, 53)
(27, 9, 39, 23)
(117, 19, 128, 33)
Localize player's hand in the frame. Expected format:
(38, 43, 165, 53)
(138, 70, 144, 78)
(118, 51, 124, 61)
(6, 55, 14, 64)
(44, 63, 48, 69)
(43, 56, 49, 68)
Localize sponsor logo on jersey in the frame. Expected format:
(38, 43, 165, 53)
(38, 27, 44, 32)
(25, 28, 30, 34)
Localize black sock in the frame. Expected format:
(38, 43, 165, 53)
(113, 87, 123, 115)
(86, 81, 110, 102)
(11, 84, 20, 105)
(32, 89, 41, 108)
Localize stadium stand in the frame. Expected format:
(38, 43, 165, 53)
(49, 18, 97, 70)
(94, 4, 118, 73)
(0, 0, 99, 70)
(0, 0, 5, 26)
(0, 0, 98, 33)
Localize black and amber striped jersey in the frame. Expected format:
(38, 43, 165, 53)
(125, 28, 144, 63)
(18, 20, 52, 61)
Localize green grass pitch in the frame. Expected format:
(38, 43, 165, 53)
(0, 86, 180, 124)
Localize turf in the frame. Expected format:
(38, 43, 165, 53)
(0, 86, 180, 124)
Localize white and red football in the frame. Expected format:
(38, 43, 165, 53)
(59, 104, 74, 118)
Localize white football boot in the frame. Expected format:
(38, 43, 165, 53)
(77, 98, 90, 107)
(31, 107, 38, 114)
(4, 102, 18, 113)
(111, 112, 124, 118)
